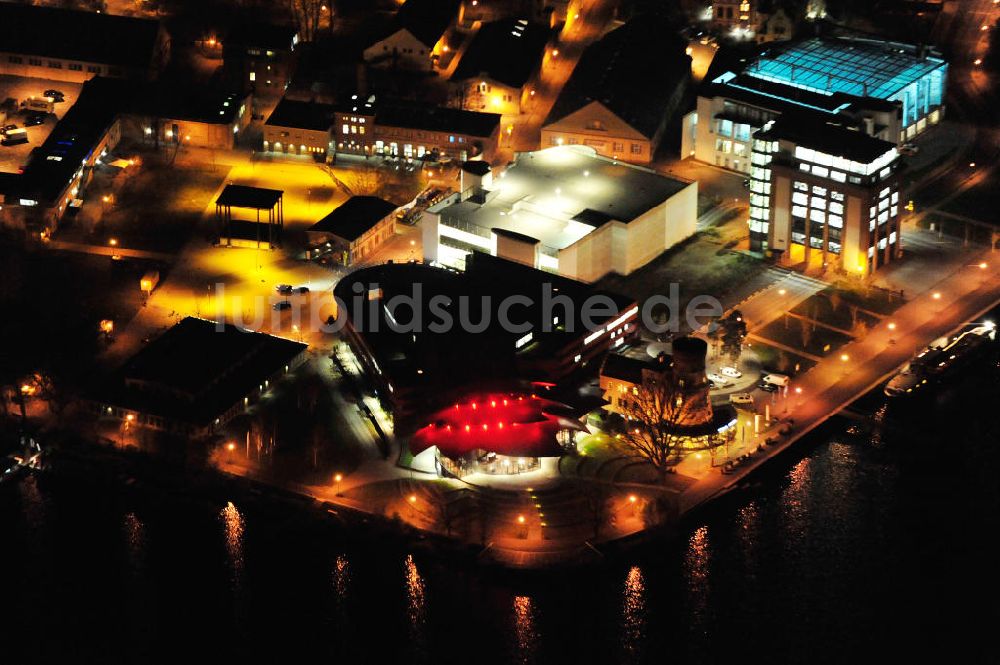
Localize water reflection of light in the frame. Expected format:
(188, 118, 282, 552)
(332, 554, 350, 598)
(123, 512, 146, 572)
(513, 595, 539, 664)
(220, 501, 245, 589)
(404, 554, 426, 629)
(621, 566, 647, 659)
(683, 525, 711, 631)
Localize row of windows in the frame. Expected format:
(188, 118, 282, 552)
(7, 55, 107, 73)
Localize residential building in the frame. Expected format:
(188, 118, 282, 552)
(450, 19, 553, 115)
(683, 37, 947, 173)
(223, 21, 299, 95)
(755, 7, 795, 44)
(364, 0, 461, 70)
(262, 98, 335, 157)
(307, 196, 398, 265)
(86, 317, 307, 437)
(333, 95, 502, 161)
(0, 3, 169, 82)
(710, 0, 759, 39)
(748, 113, 903, 275)
(422, 145, 697, 282)
(542, 19, 691, 164)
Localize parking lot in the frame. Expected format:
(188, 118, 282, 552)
(0, 74, 82, 173)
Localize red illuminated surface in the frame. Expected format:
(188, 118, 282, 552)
(410, 393, 580, 459)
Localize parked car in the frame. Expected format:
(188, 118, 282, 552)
(720, 366, 742, 378)
(43, 89, 65, 102)
(758, 380, 779, 392)
(294, 286, 310, 294)
(275, 284, 293, 294)
(273, 301, 292, 311)
(23, 112, 46, 127)
(898, 143, 919, 156)
(1, 124, 17, 134)
(707, 372, 731, 386)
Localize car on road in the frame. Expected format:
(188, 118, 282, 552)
(273, 300, 292, 311)
(720, 366, 742, 378)
(898, 143, 919, 156)
(707, 372, 731, 387)
(757, 380, 779, 392)
(43, 89, 65, 102)
(23, 112, 46, 127)
(275, 284, 293, 294)
(293, 286, 309, 294)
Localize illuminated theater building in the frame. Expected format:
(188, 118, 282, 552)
(748, 113, 903, 275)
(333, 253, 639, 476)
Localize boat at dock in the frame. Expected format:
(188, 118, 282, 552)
(885, 323, 998, 398)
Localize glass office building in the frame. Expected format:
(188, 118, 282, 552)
(744, 38, 948, 139)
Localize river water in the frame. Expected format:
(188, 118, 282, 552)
(3, 375, 998, 664)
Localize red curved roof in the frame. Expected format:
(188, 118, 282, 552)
(409, 393, 581, 459)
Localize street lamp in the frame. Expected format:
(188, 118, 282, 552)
(334, 472, 343, 495)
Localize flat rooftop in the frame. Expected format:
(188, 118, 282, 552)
(217, 184, 284, 209)
(0, 3, 162, 69)
(93, 317, 306, 427)
(333, 253, 636, 397)
(745, 37, 946, 100)
(757, 113, 898, 164)
(436, 146, 691, 250)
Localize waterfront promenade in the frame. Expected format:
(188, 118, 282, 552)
(678, 249, 1000, 515)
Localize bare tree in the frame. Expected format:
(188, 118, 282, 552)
(580, 482, 609, 539)
(288, 0, 324, 42)
(614, 371, 716, 483)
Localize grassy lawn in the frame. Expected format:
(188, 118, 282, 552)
(790, 293, 882, 332)
(596, 232, 766, 326)
(577, 430, 616, 457)
(756, 316, 855, 358)
(748, 340, 817, 376)
(104, 163, 229, 253)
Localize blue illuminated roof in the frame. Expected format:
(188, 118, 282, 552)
(745, 38, 945, 100)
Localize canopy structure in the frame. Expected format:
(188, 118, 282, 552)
(215, 184, 285, 249)
(409, 392, 585, 460)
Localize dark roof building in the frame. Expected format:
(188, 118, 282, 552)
(451, 18, 552, 88)
(0, 3, 168, 77)
(374, 101, 502, 138)
(334, 252, 639, 430)
(265, 98, 336, 131)
(309, 196, 397, 240)
(224, 21, 299, 52)
(754, 112, 898, 164)
(89, 318, 307, 435)
(544, 19, 691, 143)
(394, 0, 461, 48)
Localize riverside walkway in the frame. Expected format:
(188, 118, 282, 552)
(677, 248, 1000, 515)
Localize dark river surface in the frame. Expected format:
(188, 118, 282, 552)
(3, 363, 999, 664)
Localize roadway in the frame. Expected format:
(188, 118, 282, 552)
(679, 244, 1000, 513)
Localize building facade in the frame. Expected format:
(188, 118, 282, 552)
(333, 96, 501, 161)
(0, 4, 169, 83)
(684, 37, 947, 173)
(307, 196, 398, 265)
(749, 114, 903, 275)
